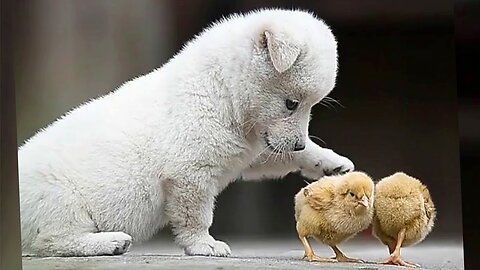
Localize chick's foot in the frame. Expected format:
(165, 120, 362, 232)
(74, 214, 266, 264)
(303, 253, 338, 263)
(379, 254, 419, 268)
(330, 245, 364, 263)
(334, 255, 364, 263)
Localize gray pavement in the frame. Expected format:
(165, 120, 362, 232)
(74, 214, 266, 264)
(22, 238, 464, 270)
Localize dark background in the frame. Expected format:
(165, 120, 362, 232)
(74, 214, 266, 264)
(13, 0, 463, 245)
(455, 0, 480, 269)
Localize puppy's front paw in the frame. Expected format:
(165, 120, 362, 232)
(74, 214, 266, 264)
(299, 147, 355, 179)
(184, 238, 231, 257)
(323, 158, 354, 176)
(323, 163, 354, 176)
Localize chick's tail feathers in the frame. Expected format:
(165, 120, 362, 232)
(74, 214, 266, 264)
(294, 187, 310, 221)
(420, 184, 436, 222)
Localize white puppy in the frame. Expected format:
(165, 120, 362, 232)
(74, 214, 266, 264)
(19, 9, 354, 257)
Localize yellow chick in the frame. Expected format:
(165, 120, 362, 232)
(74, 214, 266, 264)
(372, 172, 436, 268)
(294, 171, 374, 263)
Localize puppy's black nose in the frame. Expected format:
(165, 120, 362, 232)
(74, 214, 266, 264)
(293, 142, 305, 151)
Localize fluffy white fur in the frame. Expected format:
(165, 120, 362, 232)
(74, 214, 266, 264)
(19, 9, 354, 257)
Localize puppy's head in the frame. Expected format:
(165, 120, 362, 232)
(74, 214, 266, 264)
(242, 10, 338, 153)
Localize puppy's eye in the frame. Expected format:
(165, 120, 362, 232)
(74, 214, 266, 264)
(286, 99, 299, 110)
(349, 192, 355, 197)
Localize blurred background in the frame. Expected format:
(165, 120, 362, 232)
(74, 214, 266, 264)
(14, 0, 462, 244)
(455, 1, 480, 269)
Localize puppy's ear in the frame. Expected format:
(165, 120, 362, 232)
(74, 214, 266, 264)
(264, 30, 301, 73)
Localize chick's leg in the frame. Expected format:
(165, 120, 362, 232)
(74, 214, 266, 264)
(298, 235, 337, 263)
(379, 228, 419, 268)
(330, 245, 363, 263)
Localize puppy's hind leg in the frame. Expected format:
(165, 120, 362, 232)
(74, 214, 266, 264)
(33, 231, 132, 257)
(25, 188, 133, 257)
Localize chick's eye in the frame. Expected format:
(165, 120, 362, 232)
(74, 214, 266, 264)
(349, 192, 355, 197)
(286, 99, 299, 111)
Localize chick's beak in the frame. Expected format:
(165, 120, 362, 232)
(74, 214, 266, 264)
(359, 195, 369, 207)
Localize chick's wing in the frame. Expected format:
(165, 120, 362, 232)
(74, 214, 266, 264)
(304, 179, 336, 211)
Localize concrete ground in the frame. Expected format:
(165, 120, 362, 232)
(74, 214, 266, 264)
(22, 238, 464, 270)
